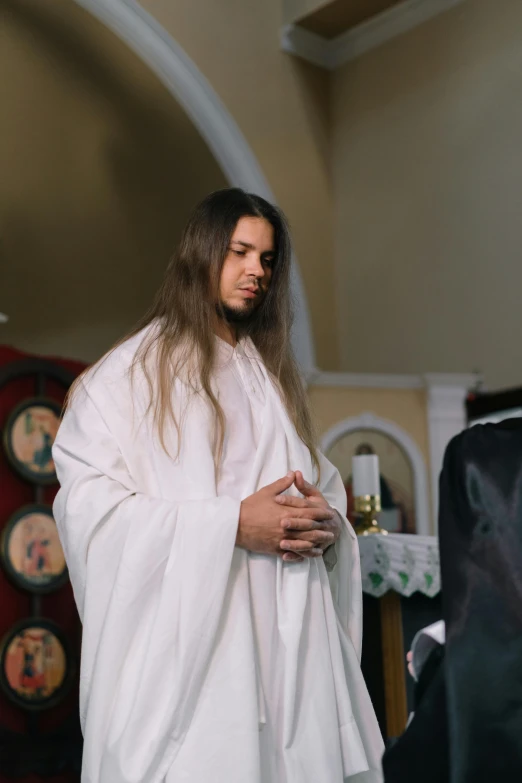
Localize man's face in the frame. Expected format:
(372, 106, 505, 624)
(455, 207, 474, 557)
(218, 217, 275, 323)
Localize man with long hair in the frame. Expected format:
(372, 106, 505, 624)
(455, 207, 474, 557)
(53, 189, 383, 783)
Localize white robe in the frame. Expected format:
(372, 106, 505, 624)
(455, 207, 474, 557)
(52, 328, 384, 783)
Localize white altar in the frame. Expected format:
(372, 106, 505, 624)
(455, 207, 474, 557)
(358, 534, 441, 739)
(359, 533, 440, 598)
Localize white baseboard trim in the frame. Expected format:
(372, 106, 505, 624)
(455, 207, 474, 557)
(307, 370, 480, 391)
(308, 370, 424, 388)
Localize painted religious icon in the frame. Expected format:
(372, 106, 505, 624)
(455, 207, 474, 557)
(0, 620, 73, 710)
(3, 398, 61, 484)
(1, 506, 68, 593)
(326, 429, 416, 533)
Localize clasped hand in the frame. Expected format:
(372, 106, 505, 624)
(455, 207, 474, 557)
(236, 470, 341, 563)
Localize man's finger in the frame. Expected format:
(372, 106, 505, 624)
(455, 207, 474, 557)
(281, 518, 319, 531)
(267, 472, 295, 495)
(287, 530, 334, 545)
(285, 508, 334, 522)
(275, 495, 312, 508)
(282, 550, 322, 561)
(298, 548, 324, 558)
(281, 541, 324, 557)
(295, 470, 320, 497)
(280, 539, 315, 552)
(282, 552, 304, 562)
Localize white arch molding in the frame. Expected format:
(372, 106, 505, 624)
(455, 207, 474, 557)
(72, 0, 316, 375)
(320, 412, 432, 536)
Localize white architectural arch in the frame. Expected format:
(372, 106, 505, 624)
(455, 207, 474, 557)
(72, 0, 316, 374)
(320, 412, 432, 536)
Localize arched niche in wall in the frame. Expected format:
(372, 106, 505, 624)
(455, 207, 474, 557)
(320, 412, 431, 536)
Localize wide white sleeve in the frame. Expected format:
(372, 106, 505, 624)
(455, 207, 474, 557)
(53, 384, 241, 783)
(318, 451, 363, 662)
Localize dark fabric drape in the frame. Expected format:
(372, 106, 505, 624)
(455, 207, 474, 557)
(441, 419, 522, 781)
(383, 419, 522, 782)
(382, 646, 447, 782)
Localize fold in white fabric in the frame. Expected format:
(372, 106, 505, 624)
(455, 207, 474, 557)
(53, 327, 384, 783)
(411, 621, 446, 682)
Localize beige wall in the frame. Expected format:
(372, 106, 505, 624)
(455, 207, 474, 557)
(332, 0, 522, 389)
(141, 0, 339, 369)
(0, 0, 226, 363)
(283, 0, 329, 25)
(309, 385, 430, 464)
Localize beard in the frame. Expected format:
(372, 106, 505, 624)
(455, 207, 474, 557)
(218, 298, 260, 326)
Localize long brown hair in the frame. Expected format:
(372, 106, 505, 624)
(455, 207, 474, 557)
(73, 188, 319, 476)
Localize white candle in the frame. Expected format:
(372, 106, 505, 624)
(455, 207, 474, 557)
(352, 454, 380, 497)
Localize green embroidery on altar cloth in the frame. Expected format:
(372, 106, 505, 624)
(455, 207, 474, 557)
(398, 571, 409, 589)
(368, 572, 384, 589)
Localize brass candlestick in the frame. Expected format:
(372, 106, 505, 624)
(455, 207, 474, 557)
(354, 494, 388, 536)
